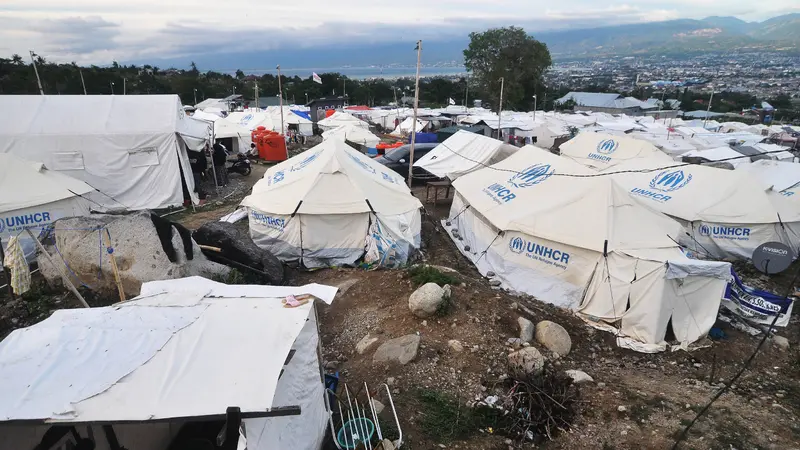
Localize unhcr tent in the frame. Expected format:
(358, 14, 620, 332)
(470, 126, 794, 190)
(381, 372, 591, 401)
(607, 158, 800, 260)
(739, 160, 800, 194)
(242, 139, 422, 268)
(414, 130, 519, 180)
(559, 132, 673, 171)
(0, 95, 208, 210)
(0, 154, 95, 259)
(322, 124, 381, 147)
(317, 111, 369, 132)
(0, 276, 336, 450)
(391, 117, 428, 136)
(446, 148, 730, 351)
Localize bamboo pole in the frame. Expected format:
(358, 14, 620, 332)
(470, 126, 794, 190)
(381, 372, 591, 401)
(26, 229, 90, 308)
(102, 229, 126, 302)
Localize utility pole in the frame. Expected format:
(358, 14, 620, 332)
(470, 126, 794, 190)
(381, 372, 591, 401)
(79, 69, 87, 95)
(123, 78, 126, 95)
(704, 86, 715, 129)
(343, 77, 347, 98)
(254, 82, 259, 109)
(464, 76, 469, 108)
(194, 88, 198, 105)
(29, 51, 44, 95)
(110, 82, 115, 95)
(407, 40, 422, 188)
(498, 77, 505, 140)
(277, 65, 285, 135)
(532, 95, 537, 122)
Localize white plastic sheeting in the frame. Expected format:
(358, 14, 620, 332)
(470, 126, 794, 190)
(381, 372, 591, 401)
(243, 139, 422, 267)
(739, 160, 800, 194)
(414, 130, 520, 180)
(0, 95, 206, 210)
(681, 146, 752, 168)
(0, 277, 336, 450)
(323, 125, 381, 147)
(317, 111, 370, 132)
(391, 117, 428, 136)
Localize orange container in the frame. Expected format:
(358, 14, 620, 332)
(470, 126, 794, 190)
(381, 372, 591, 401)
(259, 134, 288, 162)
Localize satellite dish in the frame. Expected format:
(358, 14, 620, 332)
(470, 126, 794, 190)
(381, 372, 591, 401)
(752, 242, 794, 274)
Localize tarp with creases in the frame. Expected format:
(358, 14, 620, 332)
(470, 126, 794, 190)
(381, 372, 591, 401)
(414, 130, 520, 180)
(0, 95, 206, 210)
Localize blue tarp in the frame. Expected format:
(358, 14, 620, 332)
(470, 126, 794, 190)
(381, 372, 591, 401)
(291, 110, 312, 121)
(723, 269, 793, 326)
(408, 132, 438, 144)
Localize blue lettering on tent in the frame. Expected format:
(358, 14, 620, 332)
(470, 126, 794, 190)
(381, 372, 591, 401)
(0, 211, 53, 234)
(251, 212, 286, 233)
(508, 236, 569, 269)
(699, 225, 751, 241)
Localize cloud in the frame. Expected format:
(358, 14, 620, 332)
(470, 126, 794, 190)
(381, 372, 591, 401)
(0, 0, 798, 64)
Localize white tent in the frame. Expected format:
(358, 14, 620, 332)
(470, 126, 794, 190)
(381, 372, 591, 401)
(753, 143, 796, 162)
(739, 160, 800, 194)
(263, 107, 314, 136)
(0, 95, 208, 210)
(631, 134, 698, 157)
(0, 276, 336, 450)
(322, 125, 381, 147)
(681, 146, 752, 168)
(242, 139, 422, 268)
(559, 132, 673, 171)
(446, 148, 730, 351)
(414, 130, 519, 180)
(0, 153, 95, 259)
(317, 111, 370, 132)
(531, 123, 570, 149)
(213, 117, 254, 153)
(390, 117, 428, 136)
(607, 158, 800, 260)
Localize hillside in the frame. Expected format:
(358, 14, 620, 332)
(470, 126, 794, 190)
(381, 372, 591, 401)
(537, 13, 800, 57)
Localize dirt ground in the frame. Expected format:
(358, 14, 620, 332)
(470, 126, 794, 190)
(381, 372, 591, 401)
(2, 154, 799, 450)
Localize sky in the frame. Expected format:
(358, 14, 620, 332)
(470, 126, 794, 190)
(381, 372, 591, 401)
(0, 0, 797, 66)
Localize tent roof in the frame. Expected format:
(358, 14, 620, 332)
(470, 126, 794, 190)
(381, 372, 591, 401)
(607, 158, 800, 223)
(242, 139, 422, 215)
(682, 146, 752, 168)
(0, 153, 94, 212)
(415, 130, 518, 179)
(0, 95, 202, 137)
(739, 160, 800, 193)
(0, 277, 338, 423)
(322, 125, 381, 146)
(560, 132, 673, 170)
(452, 147, 683, 253)
(318, 111, 369, 129)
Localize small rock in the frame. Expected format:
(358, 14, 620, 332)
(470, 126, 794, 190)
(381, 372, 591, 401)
(356, 334, 381, 355)
(371, 399, 386, 415)
(489, 279, 502, 287)
(378, 439, 396, 450)
(464, 245, 471, 252)
(387, 377, 396, 386)
(693, 363, 703, 368)
(373, 334, 421, 365)
(422, 320, 428, 327)
(507, 347, 545, 377)
(776, 393, 785, 398)
(325, 361, 340, 370)
(621, 429, 628, 436)
(409, 283, 452, 318)
(618, 405, 627, 412)
(597, 382, 607, 388)
(773, 335, 790, 351)
(448, 340, 464, 353)
(487, 271, 496, 277)
(10, 318, 19, 325)
(565, 369, 594, 384)
(535, 320, 572, 356)
(518, 317, 534, 343)
(510, 302, 518, 310)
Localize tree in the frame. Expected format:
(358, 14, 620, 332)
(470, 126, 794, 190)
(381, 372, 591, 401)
(11, 54, 23, 65)
(235, 69, 245, 80)
(463, 27, 551, 111)
(189, 61, 199, 77)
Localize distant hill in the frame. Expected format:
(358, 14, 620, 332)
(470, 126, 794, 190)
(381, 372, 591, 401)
(537, 13, 800, 57)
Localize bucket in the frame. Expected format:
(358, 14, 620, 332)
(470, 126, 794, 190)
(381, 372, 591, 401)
(336, 417, 375, 449)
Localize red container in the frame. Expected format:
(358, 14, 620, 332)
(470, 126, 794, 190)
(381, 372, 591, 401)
(259, 134, 288, 162)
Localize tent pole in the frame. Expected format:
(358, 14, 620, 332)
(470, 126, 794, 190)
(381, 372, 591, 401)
(407, 40, 422, 188)
(277, 65, 285, 136)
(29, 51, 44, 95)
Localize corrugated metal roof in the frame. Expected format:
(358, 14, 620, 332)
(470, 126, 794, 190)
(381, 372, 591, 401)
(555, 92, 622, 108)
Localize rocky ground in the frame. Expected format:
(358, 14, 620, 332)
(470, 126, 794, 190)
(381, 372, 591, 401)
(1, 152, 799, 450)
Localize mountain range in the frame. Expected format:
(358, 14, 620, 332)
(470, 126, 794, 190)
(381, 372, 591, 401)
(537, 13, 800, 57)
(136, 13, 800, 71)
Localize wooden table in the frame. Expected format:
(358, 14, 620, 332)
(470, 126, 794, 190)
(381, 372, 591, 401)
(425, 180, 452, 206)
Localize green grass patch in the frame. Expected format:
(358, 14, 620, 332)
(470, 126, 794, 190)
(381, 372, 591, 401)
(407, 265, 459, 287)
(415, 389, 501, 442)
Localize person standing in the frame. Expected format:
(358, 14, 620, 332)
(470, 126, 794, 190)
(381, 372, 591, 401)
(213, 140, 229, 186)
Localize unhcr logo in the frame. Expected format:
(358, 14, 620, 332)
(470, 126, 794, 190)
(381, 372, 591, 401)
(649, 169, 692, 192)
(508, 236, 570, 269)
(596, 139, 619, 155)
(347, 153, 376, 174)
(238, 114, 254, 125)
(508, 164, 554, 189)
(699, 224, 751, 240)
(291, 151, 321, 172)
(0, 212, 52, 234)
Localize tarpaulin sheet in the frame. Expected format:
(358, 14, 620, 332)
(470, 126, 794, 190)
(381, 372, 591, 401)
(722, 269, 794, 327)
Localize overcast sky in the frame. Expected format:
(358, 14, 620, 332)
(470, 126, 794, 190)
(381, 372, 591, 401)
(1, 0, 797, 65)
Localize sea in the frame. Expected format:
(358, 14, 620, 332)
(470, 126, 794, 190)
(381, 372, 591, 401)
(244, 66, 467, 80)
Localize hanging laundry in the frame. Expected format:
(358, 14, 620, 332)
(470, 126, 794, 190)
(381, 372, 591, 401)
(4, 235, 31, 295)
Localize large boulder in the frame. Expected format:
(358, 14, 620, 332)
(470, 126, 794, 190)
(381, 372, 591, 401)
(356, 334, 381, 355)
(408, 283, 451, 318)
(507, 347, 545, 377)
(373, 334, 420, 365)
(535, 321, 572, 356)
(193, 221, 284, 284)
(39, 212, 229, 298)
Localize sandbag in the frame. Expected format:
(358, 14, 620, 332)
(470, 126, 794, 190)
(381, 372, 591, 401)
(193, 221, 285, 284)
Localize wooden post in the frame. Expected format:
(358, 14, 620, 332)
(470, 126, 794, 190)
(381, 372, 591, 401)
(25, 229, 90, 308)
(102, 229, 126, 302)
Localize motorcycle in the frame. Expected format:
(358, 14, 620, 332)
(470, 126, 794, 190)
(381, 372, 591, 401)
(227, 153, 252, 176)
